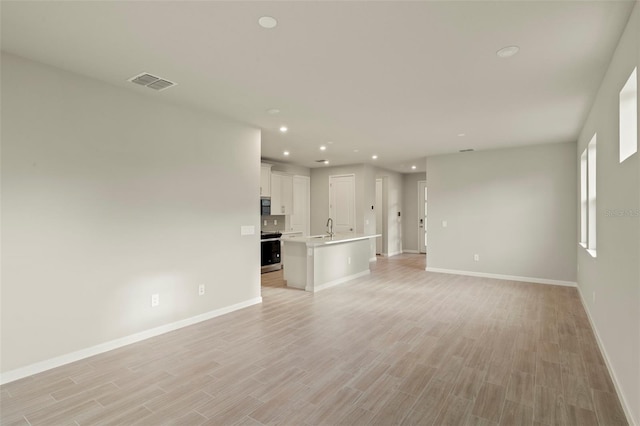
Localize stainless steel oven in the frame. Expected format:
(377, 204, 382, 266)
(261, 231, 281, 273)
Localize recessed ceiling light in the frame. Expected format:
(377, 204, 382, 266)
(372, 155, 378, 160)
(411, 165, 417, 170)
(267, 108, 280, 115)
(496, 45, 520, 58)
(279, 126, 288, 133)
(283, 151, 290, 156)
(258, 16, 278, 29)
(320, 145, 327, 151)
(324, 160, 330, 165)
(458, 133, 466, 137)
(353, 149, 359, 153)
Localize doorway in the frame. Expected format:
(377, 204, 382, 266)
(418, 180, 427, 254)
(375, 178, 383, 254)
(329, 174, 355, 234)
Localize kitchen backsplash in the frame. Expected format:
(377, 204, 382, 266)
(261, 215, 286, 232)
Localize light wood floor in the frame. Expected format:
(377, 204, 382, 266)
(1, 254, 628, 425)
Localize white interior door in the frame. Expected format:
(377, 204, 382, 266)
(329, 174, 355, 234)
(375, 179, 383, 254)
(418, 181, 427, 253)
(290, 176, 310, 235)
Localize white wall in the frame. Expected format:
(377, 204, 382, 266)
(402, 172, 426, 253)
(576, 4, 639, 424)
(375, 168, 403, 256)
(362, 165, 377, 259)
(0, 53, 261, 376)
(426, 142, 577, 283)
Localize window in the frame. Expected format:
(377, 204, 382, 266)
(580, 134, 597, 257)
(620, 67, 637, 163)
(587, 135, 596, 255)
(580, 150, 587, 246)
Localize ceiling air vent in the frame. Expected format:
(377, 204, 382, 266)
(128, 73, 176, 91)
(459, 149, 475, 153)
(315, 159, 328, 163)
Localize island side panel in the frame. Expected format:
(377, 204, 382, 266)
(312, 239, 371, 291)
(282, 241, 308, 290)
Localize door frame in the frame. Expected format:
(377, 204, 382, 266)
(418, 180, 427, 254)
(375, 178, 383, 254)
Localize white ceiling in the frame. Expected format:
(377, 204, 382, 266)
(1, 1, 635, 173)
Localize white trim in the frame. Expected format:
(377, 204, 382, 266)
(381, 251, 402, 258)
(418, 180, 427, 254)
(579, 242, 598, 258)
(369, 256, 377, 262)
(0, 297, 263, 385)
(425, 267, 576, 287)
(403, 249, 419, 254)
(308, 270, 370, 293)
(576, 287, 636, 426)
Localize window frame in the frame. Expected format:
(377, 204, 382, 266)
(587, 135, 597, 257)
(580, 150, 588, 247)
(619, 67, 637, 163)
(579, 134, 597, 258)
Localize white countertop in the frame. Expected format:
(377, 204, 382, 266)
(282, 233, 380, 247)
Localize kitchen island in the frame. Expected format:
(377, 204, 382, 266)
(282, 233, 380, 293)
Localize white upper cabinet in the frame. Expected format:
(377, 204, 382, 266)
(271, 172, 293, 215)
(260, 163, 272, 197)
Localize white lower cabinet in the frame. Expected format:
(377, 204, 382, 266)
(280, 231, 303, 268)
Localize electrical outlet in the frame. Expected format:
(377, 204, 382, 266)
(263, 220, 267, 226)
(151, 294, 159, 307)
(348, 257, 351, 265)
(474, 254, 479, 262)
(199, 284, 205, 296)
(274, 219, 278, 225)
(592, 291, 596, 304)
(442, 220, 448, 228)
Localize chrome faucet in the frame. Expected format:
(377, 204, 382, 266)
(326, 218, 334, 237)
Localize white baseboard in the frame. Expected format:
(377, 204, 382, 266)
(576, 287, 636, 426)
(0, 296, 263, 385)
(381, 251, 402, 258)
(310, 270, 370, 293)
(402, 249, 420, 254)
(425, 267, 576, 287)
(369, 257, 377, 262)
